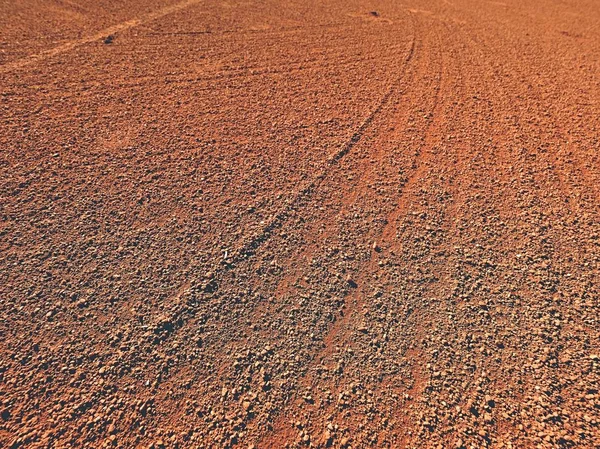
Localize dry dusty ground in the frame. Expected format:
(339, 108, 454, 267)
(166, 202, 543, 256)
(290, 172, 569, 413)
(1, 0, 600, 448)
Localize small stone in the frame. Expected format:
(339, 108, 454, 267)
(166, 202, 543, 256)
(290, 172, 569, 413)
(346, 276, 357, 288)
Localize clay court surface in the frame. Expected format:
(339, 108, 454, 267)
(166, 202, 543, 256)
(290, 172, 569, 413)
(1, 0, 600, 447)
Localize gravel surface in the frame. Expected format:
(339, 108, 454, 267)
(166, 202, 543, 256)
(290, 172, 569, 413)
(1, 0, 600, 448)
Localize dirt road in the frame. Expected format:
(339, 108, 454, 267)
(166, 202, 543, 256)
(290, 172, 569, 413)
(1, 0, 599, 447)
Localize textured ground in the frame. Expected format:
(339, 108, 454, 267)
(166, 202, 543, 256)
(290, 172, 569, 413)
(1, 0, 600, 448)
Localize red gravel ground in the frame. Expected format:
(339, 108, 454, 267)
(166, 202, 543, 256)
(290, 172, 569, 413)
(1, 0, 600, 448)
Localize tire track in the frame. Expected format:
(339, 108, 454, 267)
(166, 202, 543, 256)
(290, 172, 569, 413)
(1, 48, 408, 99)
(257, 13, 467, 447)
(237, 10, 424, 358)
(378, 20, 445, 246)
(0, 0, 204, 74)
(325, 14, 453, 363)
(460, 21, 593, 216)
(441, 1, 600, 206)
(227, 24, 417, 268)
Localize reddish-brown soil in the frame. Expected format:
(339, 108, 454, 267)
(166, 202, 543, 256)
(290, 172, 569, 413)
(1, 0, 600, 448)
